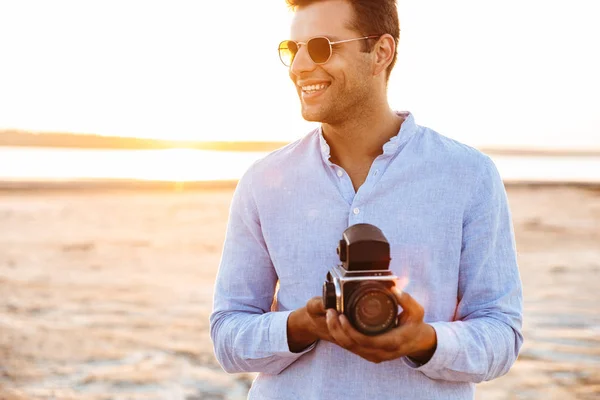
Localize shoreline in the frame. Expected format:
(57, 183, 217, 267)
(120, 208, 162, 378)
(3, 138, 600, 157)
(0, 179, 240, 192)
(3, 142, 600, 157)
(1, 178, 599, 193)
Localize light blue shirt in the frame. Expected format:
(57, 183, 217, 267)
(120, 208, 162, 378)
(209, 112, 523, 399)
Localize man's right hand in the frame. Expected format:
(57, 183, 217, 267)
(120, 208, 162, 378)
(287, 296, 337, 353)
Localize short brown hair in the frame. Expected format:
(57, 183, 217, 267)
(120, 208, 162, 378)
(286, 0, 400, 79)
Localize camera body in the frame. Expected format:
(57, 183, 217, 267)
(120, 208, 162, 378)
(322, 223, 399, 336)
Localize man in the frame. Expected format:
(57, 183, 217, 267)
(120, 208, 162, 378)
(209, 0, 523, 398)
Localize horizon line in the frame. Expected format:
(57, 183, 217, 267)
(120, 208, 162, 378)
(1, 178, 600, 193)
(1, 129, 600, 156)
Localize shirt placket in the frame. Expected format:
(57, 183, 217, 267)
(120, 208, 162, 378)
(347, 153, 395, 225)
(320, 124, 405, 225)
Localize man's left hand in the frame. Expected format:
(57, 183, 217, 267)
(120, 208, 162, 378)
(325, 287, 437, 364)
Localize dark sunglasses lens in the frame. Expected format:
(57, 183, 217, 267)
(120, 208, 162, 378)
(279, 40, 298, 66)
(307, 37, 331, 63)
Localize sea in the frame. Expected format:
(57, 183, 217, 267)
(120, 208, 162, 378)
(1, 146, 600, 184)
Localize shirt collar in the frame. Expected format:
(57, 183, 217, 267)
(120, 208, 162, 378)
(318, 111, 418, 163)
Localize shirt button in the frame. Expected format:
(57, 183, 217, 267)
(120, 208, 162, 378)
(353, 207, 360, 215)
(374, 170, 379, 176)
(337, 170, 343, 177)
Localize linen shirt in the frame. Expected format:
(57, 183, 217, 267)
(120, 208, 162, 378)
(209, 112, 523, 399)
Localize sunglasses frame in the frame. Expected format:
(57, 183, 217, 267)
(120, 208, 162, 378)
(278, 35, 381, 67)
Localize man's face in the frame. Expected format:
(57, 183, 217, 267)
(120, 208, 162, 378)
(288, 0, 375, 124)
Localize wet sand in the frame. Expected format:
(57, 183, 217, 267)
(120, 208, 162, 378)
(0, 183, 599, 399)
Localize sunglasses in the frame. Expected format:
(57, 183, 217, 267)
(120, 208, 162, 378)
(278, 35, 380, 67)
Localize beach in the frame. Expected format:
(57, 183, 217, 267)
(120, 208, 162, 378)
(0, 183, 599, 399)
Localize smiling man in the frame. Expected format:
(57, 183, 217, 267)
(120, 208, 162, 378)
(209, 1, 523, 399)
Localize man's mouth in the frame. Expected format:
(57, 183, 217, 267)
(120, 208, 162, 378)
(301, 83, 329, 93)
(300, 83, 330, 99)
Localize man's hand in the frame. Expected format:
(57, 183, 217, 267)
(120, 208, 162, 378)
(287, 296, 338, 353)
(325, 287, 437, 364)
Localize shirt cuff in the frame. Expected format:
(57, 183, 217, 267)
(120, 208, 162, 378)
(269, 310, 317, 357)
(402, 321, 460, 371)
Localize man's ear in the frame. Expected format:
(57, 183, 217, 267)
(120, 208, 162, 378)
(372, 34, 396, 77)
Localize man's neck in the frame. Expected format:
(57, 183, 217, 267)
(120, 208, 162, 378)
(322, 105, 404, 167)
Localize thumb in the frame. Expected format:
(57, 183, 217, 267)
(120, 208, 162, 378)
(391, 287, 421, 315)
(307, 296, 327, 316)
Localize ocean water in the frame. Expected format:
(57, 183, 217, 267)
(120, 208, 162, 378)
(1, 147, 599, 184)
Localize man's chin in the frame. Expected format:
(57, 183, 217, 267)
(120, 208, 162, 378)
(300, 106, 326, 123)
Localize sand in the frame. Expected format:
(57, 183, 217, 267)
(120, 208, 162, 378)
(0, 184, 599, 399)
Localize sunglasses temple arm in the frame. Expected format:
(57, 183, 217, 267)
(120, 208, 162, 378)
(329, 36, 378, 45)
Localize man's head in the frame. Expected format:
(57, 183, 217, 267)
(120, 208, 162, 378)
(283, 0, 399, 124)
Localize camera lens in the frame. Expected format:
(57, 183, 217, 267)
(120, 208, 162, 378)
(346, 283, 398, 335)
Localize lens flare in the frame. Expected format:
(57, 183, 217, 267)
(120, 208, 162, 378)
(393, 276, 410, 292)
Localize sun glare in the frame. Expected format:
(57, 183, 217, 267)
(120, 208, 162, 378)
(1, 147, 266, 182)
(0, 1, 598, 149)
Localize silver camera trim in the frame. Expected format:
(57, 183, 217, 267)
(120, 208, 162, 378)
(329, 265, 398, 314)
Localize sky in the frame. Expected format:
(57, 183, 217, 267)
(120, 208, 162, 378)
(0, 0, 599, 150)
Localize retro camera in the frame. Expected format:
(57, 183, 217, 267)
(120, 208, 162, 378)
(322, 223, 399, 335)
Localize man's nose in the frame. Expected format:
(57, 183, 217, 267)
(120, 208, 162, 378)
(290, 45, 316, 75)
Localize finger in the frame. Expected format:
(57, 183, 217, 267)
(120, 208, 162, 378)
(364, 348, 397, 364)
(326, 310, 356, 349)
(340, 314, 402, 351)
(334, 315, 401, 361)
(397, 310, 410, 325)
(332, 330, 391, 363)
(306, 296, 326, 316)
(338, 314, 378, 349)
(392, 288, 424, 321)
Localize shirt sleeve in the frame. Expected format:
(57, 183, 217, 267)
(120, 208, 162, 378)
(209, 166, 314, 375)
(403, 155, 524, 382)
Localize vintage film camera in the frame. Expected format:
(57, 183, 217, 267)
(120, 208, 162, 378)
(322, 223, 399, 335)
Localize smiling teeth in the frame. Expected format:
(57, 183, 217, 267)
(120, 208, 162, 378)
(302, 83, 328, 92)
